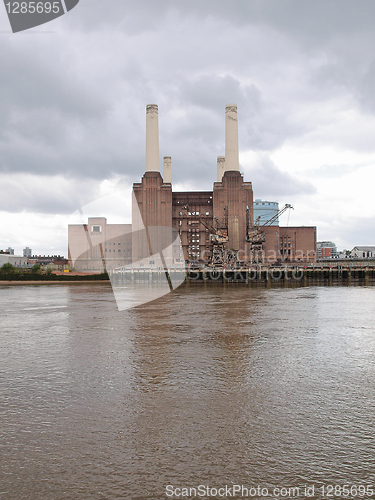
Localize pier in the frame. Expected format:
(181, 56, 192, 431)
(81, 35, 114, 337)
(110, 264, 375, 287)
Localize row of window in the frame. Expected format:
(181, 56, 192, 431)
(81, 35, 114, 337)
(177, 211, 211, 216)
(175, 197, 212, 205)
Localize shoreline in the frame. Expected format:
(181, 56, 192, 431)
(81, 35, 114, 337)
(1, 266, 374, 286)
(0, 280, 111, 285)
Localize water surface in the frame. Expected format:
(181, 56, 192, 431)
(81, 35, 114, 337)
(1, 284, 374, 499)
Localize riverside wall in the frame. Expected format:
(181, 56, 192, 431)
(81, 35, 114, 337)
(111, 264, 375, 286)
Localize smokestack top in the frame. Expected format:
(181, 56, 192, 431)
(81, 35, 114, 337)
(226, 104, 237, 113)
(217, 156, 225, 182)
(163, 156, 172, 184)
(146, 104, 158, 113)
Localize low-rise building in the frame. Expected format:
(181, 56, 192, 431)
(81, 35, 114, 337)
(350, 246, 375, 259)
(0, 254, 28, 268)
(28, 255, 68, 267)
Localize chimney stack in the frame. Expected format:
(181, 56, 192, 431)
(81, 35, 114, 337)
(163, 156, 172, 183)
(145, 104, 159, 172)
(224, 104, 239, 172)
(217, 156, 225, 182)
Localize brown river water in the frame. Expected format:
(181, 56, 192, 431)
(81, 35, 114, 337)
(1, 284, 375, 500)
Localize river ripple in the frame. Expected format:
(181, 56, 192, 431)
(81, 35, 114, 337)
(0, 284, 374, 499)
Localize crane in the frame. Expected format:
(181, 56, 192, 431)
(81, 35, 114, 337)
(247, 203, 294, 249)
(181, 204, 229, 267)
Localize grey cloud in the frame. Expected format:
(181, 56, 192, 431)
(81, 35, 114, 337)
(0, 42, 107, 119)
(0, 174, 102, 214)
(68, 0, 169, 34)
(1, 0, 375, 194)
(305, 164, 359, 179)
(244, 109, 312, 152)
(0, 37, 116, 178)
(175, 74, 312, 158)
(0, 114, 144, 179)
(318, 215, 375, 249)
(246, 155, 316, 199)
(358, 61, 375, 114)
(180, 75, 262, 114)
(68, 0, 375, 42)
(343, 217, 375, 247)
(310, 63, 350, 97)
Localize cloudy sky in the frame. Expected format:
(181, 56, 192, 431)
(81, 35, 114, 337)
(1, 0, 375, 256)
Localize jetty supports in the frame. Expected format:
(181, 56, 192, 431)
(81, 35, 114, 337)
(110, 265, 375, 286)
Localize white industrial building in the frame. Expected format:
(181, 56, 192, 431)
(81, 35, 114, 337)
(0, 254, 28, 267)
(350, 246, 375, 259)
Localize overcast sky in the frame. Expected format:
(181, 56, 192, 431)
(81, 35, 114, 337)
(1, 0, 375, 256)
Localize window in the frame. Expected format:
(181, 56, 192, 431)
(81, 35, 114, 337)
(91, 225, 101, 234)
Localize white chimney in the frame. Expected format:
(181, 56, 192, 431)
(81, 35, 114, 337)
(224, 104, 239, 171)
(145, 104, 159, 172)
(217, 156, 225, 182)
(163, 156, 172, 184)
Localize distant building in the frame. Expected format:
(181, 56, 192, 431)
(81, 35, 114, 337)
(317, 241, 337, 259)
(253, 200, 279, 226)
(350, 246, 375, 259)
(0, 254, 27, 267)
(23, 247, 32, 258)
(5, 247, 14, 255)
(68, 217, 132, 271)
(29, 255, 68, 266)
(336, 250, 349, 259)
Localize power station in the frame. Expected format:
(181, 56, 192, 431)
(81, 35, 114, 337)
(68, 105, 316, 271)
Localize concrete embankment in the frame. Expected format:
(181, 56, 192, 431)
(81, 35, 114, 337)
(0, 281, 110, 285)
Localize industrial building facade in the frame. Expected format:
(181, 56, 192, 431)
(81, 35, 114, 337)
(132, 104, 315, 266)
(68, 104, 316, 270)
(68, 218, 132, 271)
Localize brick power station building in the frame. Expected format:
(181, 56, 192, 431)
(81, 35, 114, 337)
(68, 105, 316, 271)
